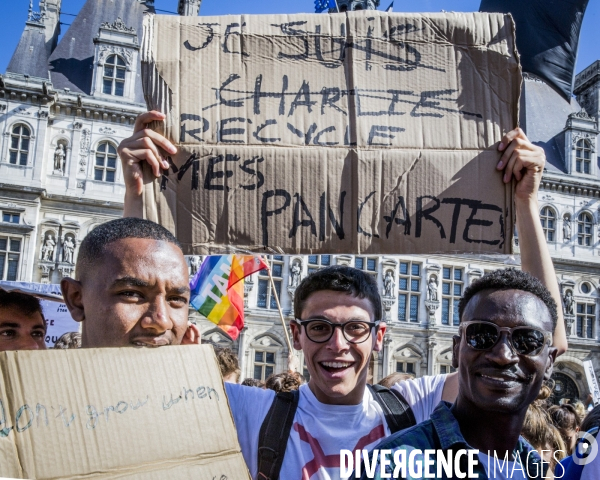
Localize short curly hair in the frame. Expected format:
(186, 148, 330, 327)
(458, 268, 557, 331)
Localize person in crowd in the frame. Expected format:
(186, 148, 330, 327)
(53, 331, 82, 349)
(360, 269, 558, 479)
(265, 371, 306, 393)
(116, 112, 567, 479)
(521, 384, 567, 474)
(572, 401, 588, 424)
(241, 378, 265, 388)
(0, 290, 47, 351)
(560, 404, 600, 480)
(549, 404, 581, 455)
(60, 217, 199, 348)
(378, 373, 414, 389)
(214, 346, 242, 383)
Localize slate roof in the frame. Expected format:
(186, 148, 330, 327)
(520, 76, 581, 174)
(6, 21, 52, 79)
(47, 0, 154, 103)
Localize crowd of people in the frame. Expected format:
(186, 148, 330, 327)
(0, 111, 598, 479)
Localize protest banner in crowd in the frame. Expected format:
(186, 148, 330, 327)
(141, 11, 520, 255)
(0, 346, 249, 479)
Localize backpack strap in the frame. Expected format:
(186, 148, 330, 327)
(257, 389, 300, 480)
(368, 384, 417, 433)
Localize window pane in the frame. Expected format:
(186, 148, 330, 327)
(117, 56, 126, 66)
(396, 362, 404, 373)
(443, 267, 451, 279)
(409, 295, 418, 322)
(271, 264, 282, 277)
(577, 304, 584, 314)
(21, 138, 29, 151)
(94, 169, 104, 181)
(454, 269, 462, 281)
(411, 264, 420, 276)
(107, 157, 116, 169)
(7, 254, 19, 281)
(11, 136, 19, 149)
(588, 305, 595, 315)
(442, 283, 450, 295)
(308, 255, 318, 265)
(108, 144, 117, 155)
(115, 81, 124, 96)
(253, 366, 262, 380)
(104, 66, 114, 78)
(587, 320, 593, 338)
(270, 280, 281, 309)
(257, 279, 268, 308)
(0, 253, 4, 279)
(105, 170, 115, 183)
(96, 155, 105, 166)
(2, 214, 9, 223)
(9, 151, 17, 164)
(19, 152, 28, 165)
(410, 279, 419, 292)
(0, 238, 6, 250)
(255, 351, 264, 362)
(577, 317, 583, 336)
(266, 352, 275, 363)
(355, 257, 364, 269)
(399, 278, 407, 290)
(116, 68, 126, 80)
(406, 363, 414, 374)
(97, 143, 106, 153)
(584, 162, 590, 174)
(398, 294, 407, 321)
(321, 255, 331, 266)
(453, 284, 462, 296)
(103, 79, 112, 94)
(442, 298, 449, 325)
(273, 255, 284, 261)
(453, 299, 460, 325)
(9, 239, 20, 252)
(400, 262, 408, 275)
(308, 267, 317, 275)
(367, 258, 376, 271)
(265, 366, 274, 378)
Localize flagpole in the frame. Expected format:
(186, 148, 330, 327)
(263, 256, 297, 371)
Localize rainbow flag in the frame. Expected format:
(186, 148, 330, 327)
(190, 255, 268, 340)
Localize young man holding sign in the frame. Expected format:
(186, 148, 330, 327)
(112, 111, 567, 479)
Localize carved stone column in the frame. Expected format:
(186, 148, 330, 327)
(426, 339, 437, 376)
(382, 334, 393, 378)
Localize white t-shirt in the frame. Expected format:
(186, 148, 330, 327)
(225, 374, 447, 480)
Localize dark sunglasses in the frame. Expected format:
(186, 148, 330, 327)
(460, 320, 551, 356)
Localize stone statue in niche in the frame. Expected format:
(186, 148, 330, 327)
(54, 144, 66, 173)
(563, 290, 574, 315)
(290, 261, 302, 287)
(189, 256, 201, 276)
(563, 216, 572, 241)
(41, 234, 56, 261)
(62, 236, 75, 264)
(383, 270, 395, 297)
(427, 275, 438, 301)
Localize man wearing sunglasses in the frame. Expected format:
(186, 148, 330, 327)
(359, 268, 558, 479)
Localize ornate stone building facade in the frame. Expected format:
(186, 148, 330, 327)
(2, 0, 598, 404)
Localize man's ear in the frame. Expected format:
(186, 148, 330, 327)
(373, 322, 387, 352)
(452, 335, 460, 369)
(289, 320, 303, 351)
(544, 346, 558, 381)
(182, 322, 200, 345)
(60, 278, 85, 323)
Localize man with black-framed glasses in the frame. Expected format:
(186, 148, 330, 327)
(359, 268, 558, 479)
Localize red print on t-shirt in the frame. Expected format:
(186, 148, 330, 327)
(294, 422, 386, 480)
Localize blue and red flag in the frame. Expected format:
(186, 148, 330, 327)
(315, 0, 337, 13)
(190, 255, 268, 340)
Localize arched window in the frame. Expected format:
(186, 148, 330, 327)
(540, 207, 556, 242)
(102, 55, 126, 96)
(94, 142, 117, 182)
(576, 139, 592, 174)
(9, 124, 30, 165)
(577, 212, 593, 246)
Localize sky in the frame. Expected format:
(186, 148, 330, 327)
(1, 0, 598, 78)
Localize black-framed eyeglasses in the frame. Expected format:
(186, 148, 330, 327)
(459, 320, 552, 356)
(294, 318, 380, 344)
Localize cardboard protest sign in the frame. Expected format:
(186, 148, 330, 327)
(141, 11, 519, 255)
(0, 346, 249, 479)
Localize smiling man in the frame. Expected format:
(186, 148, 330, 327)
(360, 268, 558, 480)
(60, 217, 199, 348)
(0, 290, 47, 351)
